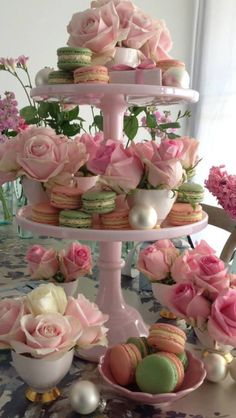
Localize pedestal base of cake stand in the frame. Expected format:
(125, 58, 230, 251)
(76, 241, 148, 362)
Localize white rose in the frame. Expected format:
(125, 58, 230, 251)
(26, 283, 67, 316)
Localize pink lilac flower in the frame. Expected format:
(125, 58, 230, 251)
(17, 55, 29, 69)
(205, 165, 236, 219)
(0, 92, 23, 135)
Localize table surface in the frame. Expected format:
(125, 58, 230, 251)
(0, 222, 235, 418)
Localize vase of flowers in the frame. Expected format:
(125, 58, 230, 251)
(25, 242, 93, 297)
(0, 283, 108, 402)
(145, 239, 236, 356)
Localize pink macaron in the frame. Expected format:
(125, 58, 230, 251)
(147, 323, 186, 354)
(109, 343, 142, 386)
(50, 185, 82, 209)
(31, 202, 60, 225)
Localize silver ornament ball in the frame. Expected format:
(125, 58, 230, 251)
(35, 67, 54, 86)
(203, 352, 228, 382)
(229, 357, 236, 381)
(129, 204, 158, 230)
(69, 380, 100, 415)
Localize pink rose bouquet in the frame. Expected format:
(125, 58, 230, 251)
(0, 283, 108, 357)
(67, 0, 172, 63)
(143, 239, 236, 347)
(25, 242, 92, 283)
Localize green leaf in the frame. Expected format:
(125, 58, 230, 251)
(159, 122, 180, 130)
(146, 113, 157, 129)
(94, 115, 103, 131)
(20, 106, 38, 123)
(167, 133, 181, 139)
(61, 122, 80, 137)
(62, 106, 79, 122)
(38, 102, 50, 118)
(124, 115, 138, 140)
(48, 103, 60, 119)
(130, 106, 146, 116)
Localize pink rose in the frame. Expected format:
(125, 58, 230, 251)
(63, 141, 88, 174)
(193, 255, 229, 298)
(191, 240, 216, 257)
(130, 141, 155, 162)
(102, 144, 143, 193)
(177, 136, 200, 169)
(171, 251, 200, 282)
(65, 294, 109, 348)
(123, 10, 157, 50)
(157, 140, 184, 161)
(145, 158, 183, 189)
(59, 242, 92, 282)
(0, 299, 25, 347)
(0, 171, 16, 186)
(140, 19, 173, 61)
(16, 126, 69, 182)
(87, 140, 119, 174)
(186, 293, 211, 329)
(67, 3, 126, 57)
(10, 313, 82, 357)
(25, 245, 59, 280)
(0, 136, 22, 173)
(208, 289, 236, 346)
(91, 0, 135, 30)
(137, 241, 178, 281)
(76, 132, 103, 162)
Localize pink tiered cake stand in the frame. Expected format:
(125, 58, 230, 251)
(16, 84, 207, 362)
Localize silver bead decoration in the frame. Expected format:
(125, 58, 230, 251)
(69, 380, 101, 415)
(202, 352, 228, 382)
(129, 204, 158, 230)
(35, 67, 54, 86)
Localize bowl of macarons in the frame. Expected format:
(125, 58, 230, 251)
(98, 323, 206, 407)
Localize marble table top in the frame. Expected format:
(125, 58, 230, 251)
(0, 222, 235, 418)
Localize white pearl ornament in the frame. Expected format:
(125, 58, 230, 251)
(128, 204, 158, 230)
(69, 380, 101, 415)
(35, 67, 54, 86)
(203, 353, 228, 382)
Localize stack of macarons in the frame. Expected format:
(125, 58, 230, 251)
(108, 323, 188, 394)
(48, 46, 93, 85)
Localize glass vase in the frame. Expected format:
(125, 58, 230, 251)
(0, 182, 14, 225)
(14, 178, 33, 238)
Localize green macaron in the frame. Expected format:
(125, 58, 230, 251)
(59, 210, 92, 228)
(48, 70, 74, 84)
(177, 182, 204, 204)
(135, 353, 179, 394)
(177, 351, 189, 370)
(57, 47, 92, 70)
(126, 337, 151, 358)
(82, 191, 116, 214)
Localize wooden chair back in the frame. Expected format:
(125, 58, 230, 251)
(201, 203, 236, 264)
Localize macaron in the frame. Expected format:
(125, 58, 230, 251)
(57, 47, 92, 70)
(82, 191, 116, 214)
(156, 59, 185, 73)
(50, 186, 82, 210)
(74, 65, 109, 84)
(168, 203, 203, 226)
(147, 323, 186, 354)
(100, 208, 130, 229)
(48, 70, 74, 84)
(177, 351, 189, 371)
(31, 203, 60, 225)
(177, 182, 204, 204)
(59, 210, 92, 228)
(126, 337, 151, 358)
(135, 352, 184, 394)
(109, 343, 142, 386)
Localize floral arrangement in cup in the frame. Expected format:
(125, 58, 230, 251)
(0, 282, 108, 357)
(25, 242, 92, 283)
(67, 0, 173, 64)
(138, 239, 236, 347)
(205, 165, 236, 220)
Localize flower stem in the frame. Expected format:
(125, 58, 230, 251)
(0, 185, 12, 222)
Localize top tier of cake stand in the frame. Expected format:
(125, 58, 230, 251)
(31, 84, 199, 107)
